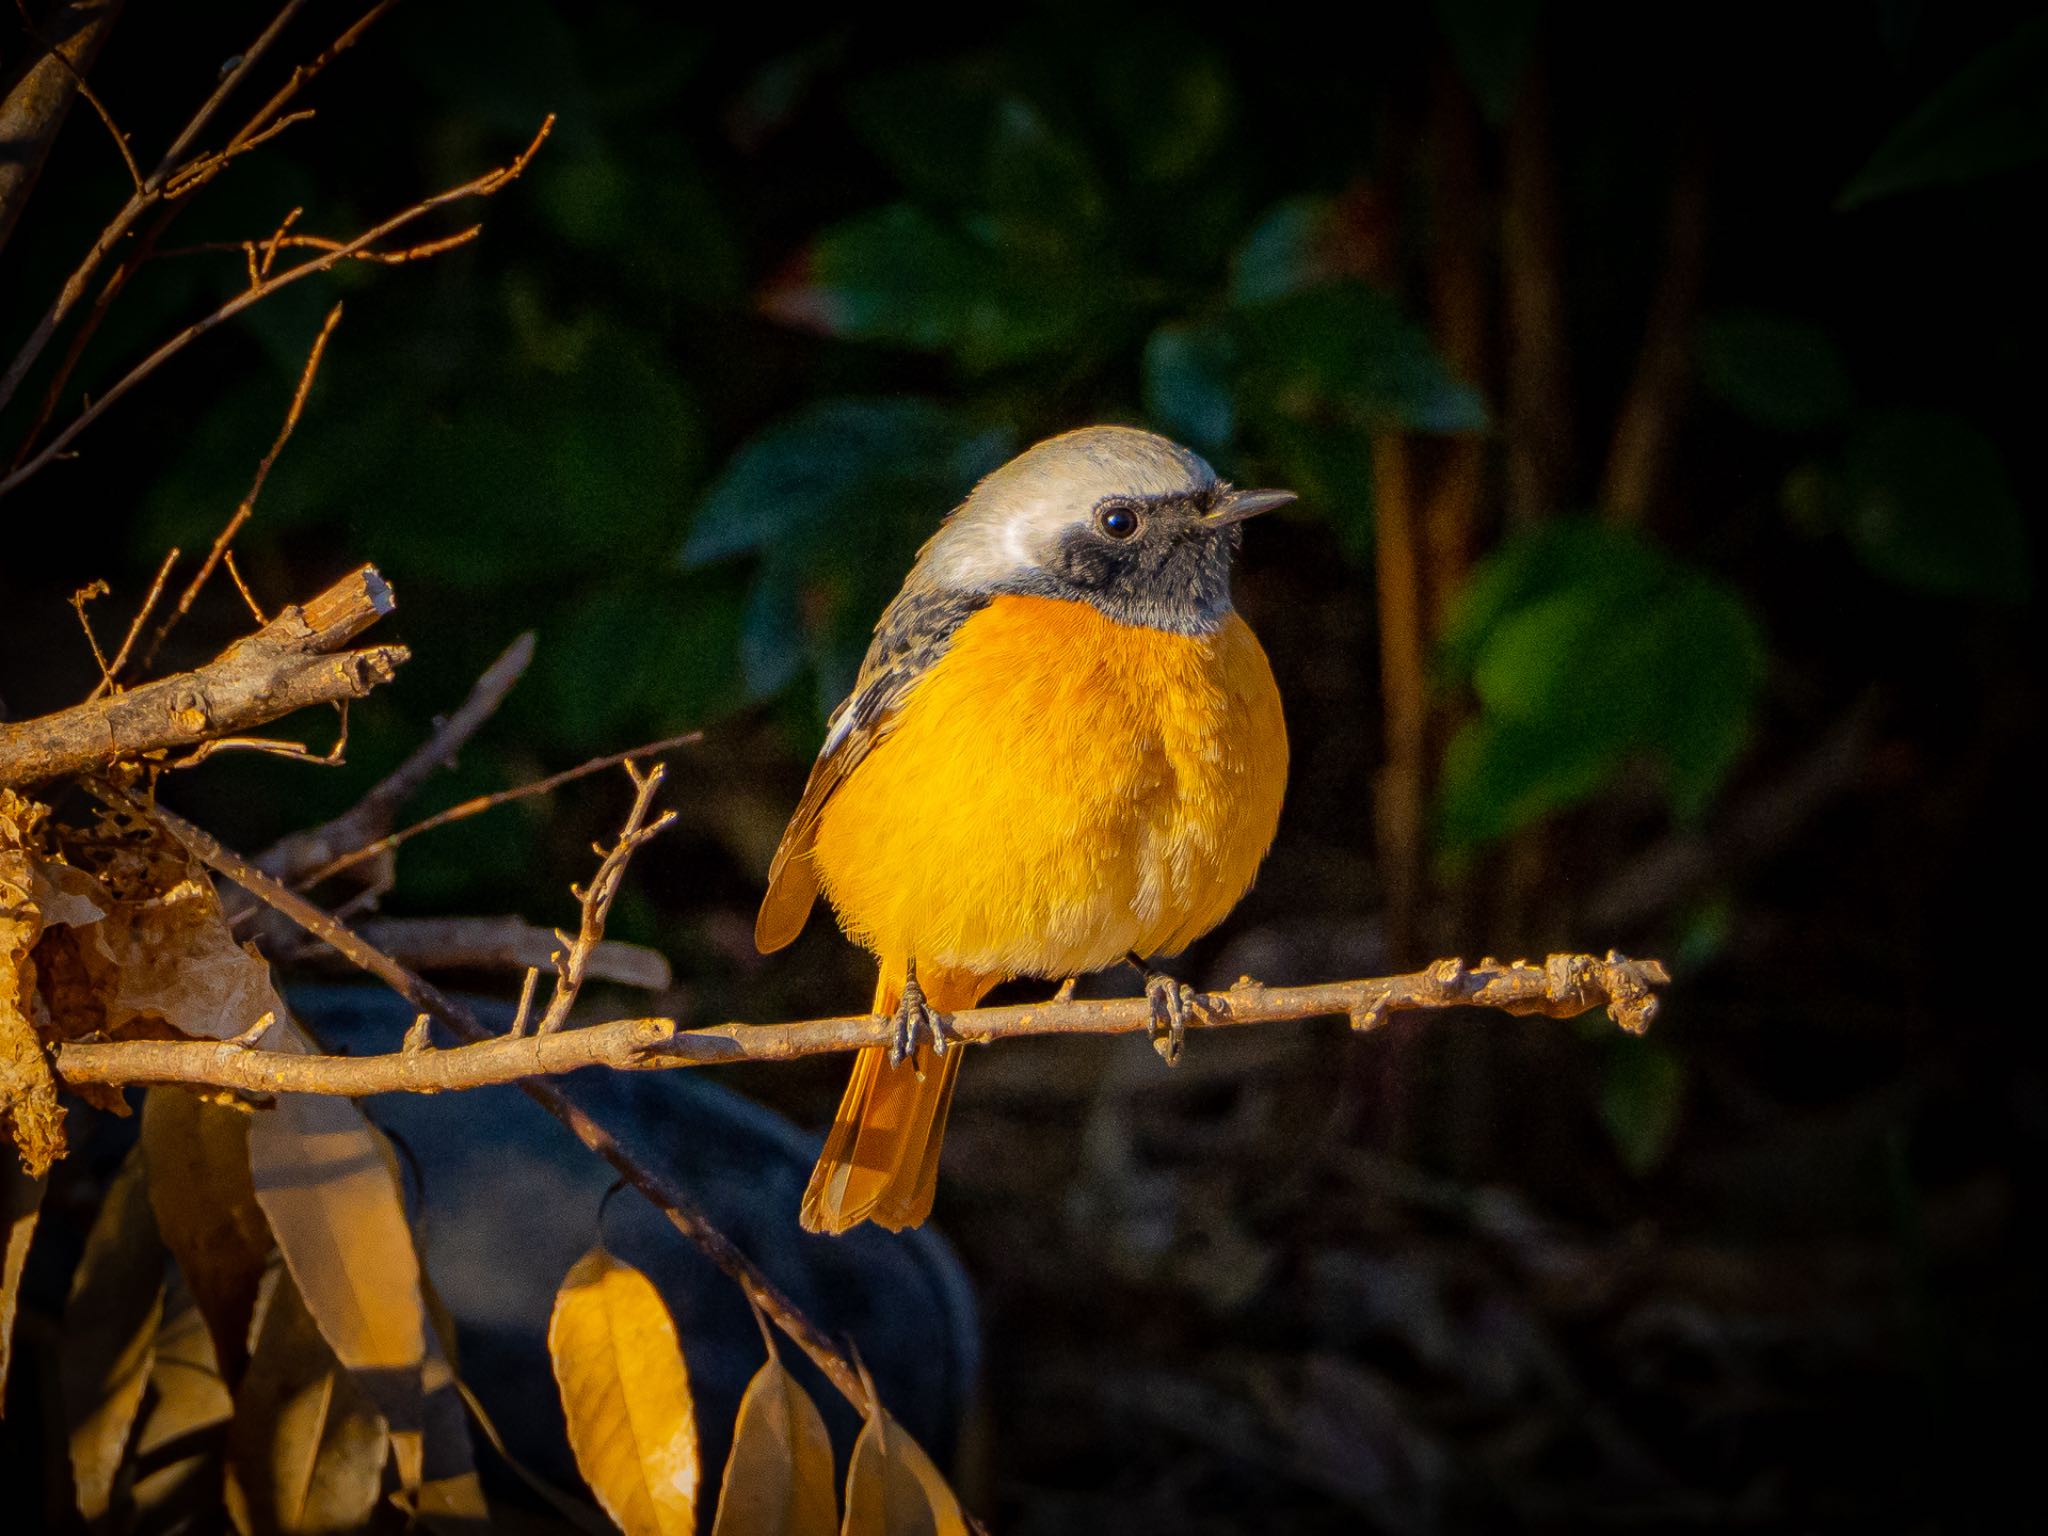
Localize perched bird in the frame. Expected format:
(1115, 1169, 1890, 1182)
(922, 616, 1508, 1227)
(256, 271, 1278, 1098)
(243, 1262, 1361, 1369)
(756, 425, 1291, 1234)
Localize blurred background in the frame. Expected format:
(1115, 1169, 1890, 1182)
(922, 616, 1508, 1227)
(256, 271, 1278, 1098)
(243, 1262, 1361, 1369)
(2, 0, 2042, 1528)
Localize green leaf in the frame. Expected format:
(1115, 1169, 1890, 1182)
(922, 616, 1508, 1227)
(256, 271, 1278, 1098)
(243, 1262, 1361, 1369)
(1433, 0, 1544, 122)
(684, 399, 996, 566)
(769, 204, 1107, 370)
(982, 97, 1109, 256)
(1840, 14, 2048, 207)
(1230, 198, 1335, 307)
(684, 400, 1012, 711)
(1839, 410, 2029, 600)
(1254, 415, 1376, 565)
(1241, 284, 1490, 435)
(1143, 321, 1238, 454)
(1436, 523, 1766, 849)
(1697, 311, 1856, 433)
(1600, 1039, 1686, 1177)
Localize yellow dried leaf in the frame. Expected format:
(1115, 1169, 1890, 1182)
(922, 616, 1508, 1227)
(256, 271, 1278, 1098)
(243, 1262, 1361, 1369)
(840, 1405, 968, 1536)
(142, 1087, 273, 1383)
(549, 1246, 701, 1536)
(226, 1269, 389, 1536)
(710, 1343, 836, 1536)
(249, 1022, 426, 1454)
(62, 1146, 169, 1520)
(2, 1158, 45, 1407)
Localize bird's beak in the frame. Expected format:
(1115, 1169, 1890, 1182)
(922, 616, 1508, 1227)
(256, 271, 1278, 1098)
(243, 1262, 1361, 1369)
(1205, 487, 1297, 526)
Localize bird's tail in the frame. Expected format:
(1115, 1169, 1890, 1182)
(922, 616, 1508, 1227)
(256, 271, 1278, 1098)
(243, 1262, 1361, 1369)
(800, 964, 997, 1234)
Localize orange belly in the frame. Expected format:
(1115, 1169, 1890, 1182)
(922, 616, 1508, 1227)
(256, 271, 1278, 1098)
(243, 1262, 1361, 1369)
(811, 594, 1287, 980)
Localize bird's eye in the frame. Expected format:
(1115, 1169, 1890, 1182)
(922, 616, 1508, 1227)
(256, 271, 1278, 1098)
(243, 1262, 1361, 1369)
(1097, 504, 1139, 540)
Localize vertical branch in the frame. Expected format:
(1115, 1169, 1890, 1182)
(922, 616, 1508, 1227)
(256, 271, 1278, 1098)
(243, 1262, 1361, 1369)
(1603, 126, 1709, 526)
(1501, 63, 1572, 527)
(1422, 63, 1491, 634)
(1372, 431, 1427, 967)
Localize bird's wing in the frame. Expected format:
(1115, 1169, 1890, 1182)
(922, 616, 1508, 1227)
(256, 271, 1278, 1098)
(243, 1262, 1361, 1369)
(753, 585, 991, 953)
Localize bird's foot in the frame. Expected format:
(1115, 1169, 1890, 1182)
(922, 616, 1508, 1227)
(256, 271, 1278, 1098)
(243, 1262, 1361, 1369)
(888, 964, 949, 1071)
(1131, 955, 1198, 1067)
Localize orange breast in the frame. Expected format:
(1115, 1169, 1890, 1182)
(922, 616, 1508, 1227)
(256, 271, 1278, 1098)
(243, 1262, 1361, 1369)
(810, 594, 1287, 980)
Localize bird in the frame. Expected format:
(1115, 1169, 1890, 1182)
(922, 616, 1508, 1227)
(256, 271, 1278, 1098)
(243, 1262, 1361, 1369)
(755, 425, 1291, 1234)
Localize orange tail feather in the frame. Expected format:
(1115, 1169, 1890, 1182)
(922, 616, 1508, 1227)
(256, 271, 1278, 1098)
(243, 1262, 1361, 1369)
(800, 965, 996, 1234)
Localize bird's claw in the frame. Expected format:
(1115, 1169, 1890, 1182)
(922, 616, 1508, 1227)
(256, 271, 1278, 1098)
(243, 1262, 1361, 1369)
(1144, 970, 1199, 1067)
(888, 968, 948, 1071)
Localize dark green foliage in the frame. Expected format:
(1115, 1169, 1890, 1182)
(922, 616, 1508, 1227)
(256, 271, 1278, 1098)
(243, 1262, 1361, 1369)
(1435, 524, 1766, 850)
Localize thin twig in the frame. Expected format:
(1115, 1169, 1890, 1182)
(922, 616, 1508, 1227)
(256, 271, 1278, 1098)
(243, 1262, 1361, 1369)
(67, 579, 112, 690)
(90, 547, 180, 700)
(157, 227, 484, 268)
(139, 301, 343, 668)
(52, 954, 1670, 1096)
(279, 915, 672, 991)
(0, 0, 309, 412)
(255, 631, 537, 884)
(288, 728, 702, 893)
(4, 0, 402, 465)
(13, 7, 142, 193)
(0, 117, 551, 500)
(534, 763, 677, 1034)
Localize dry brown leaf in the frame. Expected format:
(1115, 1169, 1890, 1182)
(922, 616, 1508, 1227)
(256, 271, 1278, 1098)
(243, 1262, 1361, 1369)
(74, 873, 285, 1045)
(1, 1157, 45, 1408)
(839, 1402, 968, 1536)
(248, 1026, 426, 1464)
(2, 820, 66, 1173)
(142, 1087, 273, 1384)
(62, 1145, 170, 1521)
(709, 1338, 837, 1536)
(549, 1245, 701, 1536)
(128, 1288, 235, 1528)
(226, 1268, 389, 1536)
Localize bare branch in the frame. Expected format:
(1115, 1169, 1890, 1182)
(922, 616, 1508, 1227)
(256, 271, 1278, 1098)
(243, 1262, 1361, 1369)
(52, 953, 1670, 1100)
(287, 727, 701, 893)
(88, 547, 180, 702)
(0, 565, 402, 786)
(101, 787, 871, 1409)
(0, 116, 553, 500)
(282, 914, 671, 991)
(533, 763, 676, 1034)
(256, 630, 536, 884)
(0, 0, 309, 412)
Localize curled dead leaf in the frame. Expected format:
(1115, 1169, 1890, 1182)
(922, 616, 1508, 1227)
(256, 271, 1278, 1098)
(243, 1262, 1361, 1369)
(549, 1245, 701, 1536)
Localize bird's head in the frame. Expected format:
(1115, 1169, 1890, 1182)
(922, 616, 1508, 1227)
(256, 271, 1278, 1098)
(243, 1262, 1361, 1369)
(914, 426, 1294, 634)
